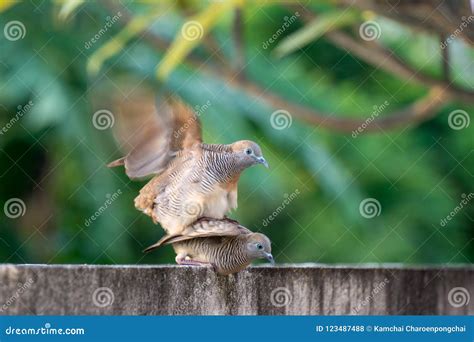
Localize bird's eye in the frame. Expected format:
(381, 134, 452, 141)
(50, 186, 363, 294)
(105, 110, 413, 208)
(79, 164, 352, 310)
(256, 243, 263, 250)
(245, 148, 253, 155)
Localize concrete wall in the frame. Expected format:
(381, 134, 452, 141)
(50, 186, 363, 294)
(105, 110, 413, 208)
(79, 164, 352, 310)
(0, 264, 472, 315)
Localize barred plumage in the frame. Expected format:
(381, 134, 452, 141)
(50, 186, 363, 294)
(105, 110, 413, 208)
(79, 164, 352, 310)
(110, 98, 267, 236)
(145, 218, 273, 275)
(108, 92, 269, 255)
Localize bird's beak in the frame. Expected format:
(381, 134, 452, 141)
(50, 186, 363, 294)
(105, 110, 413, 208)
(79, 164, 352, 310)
(265, 252, 275, 265)
(257, 157, 269, 168)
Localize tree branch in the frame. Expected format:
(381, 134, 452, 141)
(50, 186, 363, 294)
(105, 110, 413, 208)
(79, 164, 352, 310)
(292, 5, 474, 103)
(229, 78, 450, 132)
(441, 34, 450, 82)
(101, 1, 455, 134)
(334, 0, 474, 46)
(232, 7, 246, 81)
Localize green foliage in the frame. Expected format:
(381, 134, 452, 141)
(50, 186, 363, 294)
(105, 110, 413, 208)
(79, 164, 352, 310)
(274, 10, 361, 58)
(0, 1, 472, 266)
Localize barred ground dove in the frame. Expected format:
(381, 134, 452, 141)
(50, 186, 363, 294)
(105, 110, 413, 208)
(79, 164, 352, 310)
(144, 218, 273, 275)
(108, 91, 268, 236)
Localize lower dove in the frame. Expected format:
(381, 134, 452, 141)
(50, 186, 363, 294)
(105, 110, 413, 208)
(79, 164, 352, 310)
(144, 218, 273, 275)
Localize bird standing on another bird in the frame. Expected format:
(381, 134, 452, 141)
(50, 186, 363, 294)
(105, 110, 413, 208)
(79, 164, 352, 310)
(144, 218, 273, 275)
(108, 92, 268, 237)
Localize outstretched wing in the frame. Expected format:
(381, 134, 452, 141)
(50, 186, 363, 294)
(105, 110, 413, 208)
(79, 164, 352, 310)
(107, 89, 202, 179)
(143, 218, 251, 253)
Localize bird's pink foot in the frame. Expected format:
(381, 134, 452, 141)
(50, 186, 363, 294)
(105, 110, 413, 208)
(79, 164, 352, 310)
(176, 255, 214, 268)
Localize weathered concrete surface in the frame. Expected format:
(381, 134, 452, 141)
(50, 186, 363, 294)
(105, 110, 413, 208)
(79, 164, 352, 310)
(0, 264, 472, 315)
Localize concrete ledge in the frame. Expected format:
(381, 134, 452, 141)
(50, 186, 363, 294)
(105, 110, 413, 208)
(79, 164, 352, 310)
(0, 264, 472, 315)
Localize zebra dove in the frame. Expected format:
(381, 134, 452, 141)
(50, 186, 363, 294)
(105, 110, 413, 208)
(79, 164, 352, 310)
(144, 218, 274, 275)
(108, 91, 268, 236)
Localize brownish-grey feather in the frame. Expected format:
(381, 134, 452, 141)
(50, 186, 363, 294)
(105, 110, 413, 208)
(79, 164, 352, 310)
(108, 91, 267, 237)
(143, 218, 251, 252)
(108, 90, 202, 179)
(145, 218, 273, 275)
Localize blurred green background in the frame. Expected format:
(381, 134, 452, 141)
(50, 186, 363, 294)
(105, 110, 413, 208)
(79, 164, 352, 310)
(0, 1, 472, 266)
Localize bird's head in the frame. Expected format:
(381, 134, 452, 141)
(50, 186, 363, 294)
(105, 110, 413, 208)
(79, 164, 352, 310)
(245, 233, 274, 264)
(231, 140, 268, 169)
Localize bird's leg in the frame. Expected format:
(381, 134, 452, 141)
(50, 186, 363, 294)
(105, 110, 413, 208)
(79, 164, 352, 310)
(175, 254, 214, 268)
(178, 260, 214, 268)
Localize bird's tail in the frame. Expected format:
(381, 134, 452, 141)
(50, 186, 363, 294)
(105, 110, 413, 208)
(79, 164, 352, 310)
(107, 157, 125, 168)
(143, 233, 198, 253)
(143, 234, 177, 253)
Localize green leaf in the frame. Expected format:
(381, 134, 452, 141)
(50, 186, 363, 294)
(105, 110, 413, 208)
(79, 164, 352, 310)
(55, 0, 85, 21)
(156, 1, 236, 80)
(87, 8, 162, 76)
(0, 0, 20, 12)
(274, 10, 361, 58)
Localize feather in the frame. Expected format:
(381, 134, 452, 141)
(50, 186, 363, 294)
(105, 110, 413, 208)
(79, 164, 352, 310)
(107, 90, 267, 237)
(107, 90, 202, 179)
(143, 218, 251, 253)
